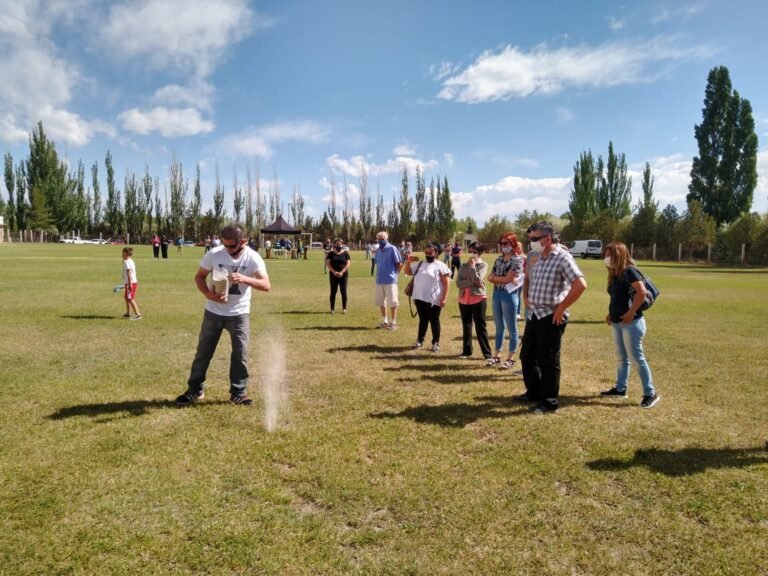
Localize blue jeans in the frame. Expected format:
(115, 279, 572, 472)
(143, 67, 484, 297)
(492, 288, 519, 353)
(611, 317, 654, 396)
(187, 310, 250, 396)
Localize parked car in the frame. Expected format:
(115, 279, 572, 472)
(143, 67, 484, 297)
(82, 238, 109, 245)
(310, 242, 323, 250)
(568, 239, 603, 259)
(59, 236, 83, 244)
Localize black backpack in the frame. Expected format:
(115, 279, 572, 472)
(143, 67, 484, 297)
(628, 267, 660, 311)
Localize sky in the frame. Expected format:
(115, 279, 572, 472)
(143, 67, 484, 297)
(2, 0, 768, 228)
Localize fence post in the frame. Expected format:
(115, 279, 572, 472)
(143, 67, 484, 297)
(630, 243, 634, 258)
(652, 243, 656, 261)
(678, 243, 682, 262)
(707, 244, 711, 263)
(741, 243, 746, 264)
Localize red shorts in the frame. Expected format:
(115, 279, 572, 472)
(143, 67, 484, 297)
(124, 283, 138, 301)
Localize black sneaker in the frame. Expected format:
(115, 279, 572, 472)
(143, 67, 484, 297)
(230, 394, 253, 406)
(640, 393, 661, 409)
(601, 387, 628, 398)
(513, 392, 536, 402)
(175, 390, 204, 406)
(529, 402, 558, 414)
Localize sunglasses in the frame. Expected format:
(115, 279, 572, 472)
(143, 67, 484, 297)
(528, 235, 546, 242)
(499, 241, 511, 246)
(223, 242, 242, 250)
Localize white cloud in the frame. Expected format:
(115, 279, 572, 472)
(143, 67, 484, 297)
(118, 107, 214, 138)
(153, 82, 215, 112)
(393, 144, 416, 156)
(608, 16, 625, 30)
(453, 176, 573, 224)
(652, 1, 707, 23)
(555, 106, 575, 124)
(100, 0, 263, 79)
(0, 1, 114, 146)
(326, 153, 439, 179)
(213, 121, 331, 160)
(437, 37, 714, 103)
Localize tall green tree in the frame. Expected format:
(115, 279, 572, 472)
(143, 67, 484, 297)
(213, 164, 225, 231)
(91, 162, 102, 231)
(358, 165, 372, 241)
(143, 165, 154, 237)
(413, 165, 428, 244)
(4, 153, 16, 232)
(598, 141, 632, 219)
(168, 155, 187, 237)
(629, 162, 658, 247)
(232, 169, 244, 224)
(374, 179, 385, 231)
(656, 204, 679, 249)
(688, 66, 758, 226)
(568, 150, 598, 233)
(434, 176, 455, 241)
(104, 150, 122, 235)
(123, 171, 143, 241)
(395, 166, 412, 240)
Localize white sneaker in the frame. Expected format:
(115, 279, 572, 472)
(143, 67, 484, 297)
(431, 343, 440, 352)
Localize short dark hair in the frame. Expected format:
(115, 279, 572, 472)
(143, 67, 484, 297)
(221, 224, 244, 242)
(529, 221, 558, 243)
(468, 241, 485, 255)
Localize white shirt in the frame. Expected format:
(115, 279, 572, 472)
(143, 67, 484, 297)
(409, 260, 451, 305)
(122, 258, 137, 284)
(200, 246, 266, 316)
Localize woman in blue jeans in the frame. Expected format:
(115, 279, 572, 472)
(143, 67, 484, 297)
(486, 233, 524, 369)
(600, 242, 660, 408)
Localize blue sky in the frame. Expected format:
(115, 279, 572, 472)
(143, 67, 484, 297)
(1, 0, 767, 227)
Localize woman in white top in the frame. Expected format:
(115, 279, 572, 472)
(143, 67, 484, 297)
(405, 243, 451, 352)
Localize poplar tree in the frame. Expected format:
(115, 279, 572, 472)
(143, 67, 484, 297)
(413, 165, 427, 244)
(396, 166, 412, 240)
(569, 150, 598, 233)
(688, 66, 758, 226)
(4, 153, 15, 232)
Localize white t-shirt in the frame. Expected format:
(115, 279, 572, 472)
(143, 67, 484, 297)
(122, 258, 137, 284)
(200, 246, 266, 316)
(409, 260, 451, 305)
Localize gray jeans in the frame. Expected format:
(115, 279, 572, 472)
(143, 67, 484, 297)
(187, 310, 250, 396)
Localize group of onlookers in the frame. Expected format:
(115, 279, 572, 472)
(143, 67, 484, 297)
(327, 224, 659, 414)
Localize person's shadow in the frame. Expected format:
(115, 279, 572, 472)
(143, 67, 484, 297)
(587, 446, 768, 477)
(47, 399, 227, 421)
(369, 397, 528, 428)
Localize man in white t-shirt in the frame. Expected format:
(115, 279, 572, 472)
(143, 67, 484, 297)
(176, 225, 271, 406)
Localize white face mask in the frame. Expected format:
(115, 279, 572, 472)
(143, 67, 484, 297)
(501, 246, 512, 254)
(529, 240, 543, 253)
(603, 257, 612, 268)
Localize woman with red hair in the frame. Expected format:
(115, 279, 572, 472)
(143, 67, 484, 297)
(486, 232, 524, 368)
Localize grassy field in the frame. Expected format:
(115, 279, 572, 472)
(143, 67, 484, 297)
(0, 243, 766, 575)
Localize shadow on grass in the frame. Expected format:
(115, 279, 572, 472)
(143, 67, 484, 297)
(327, 344, 413, 354)
(396, 373, 515, 385)
(566, 319, 606, 325)
(369, 398, 528, 428)
(48, 398, 228, 420)
(62, 315, 116, 320)
(296, 326, 371, 332)
(587, 446, 768, 477)
(276, 310, 329, 315)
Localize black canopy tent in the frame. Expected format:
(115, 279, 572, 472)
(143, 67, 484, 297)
(260, 216, 303, 258)
(259, 215, 301, 236)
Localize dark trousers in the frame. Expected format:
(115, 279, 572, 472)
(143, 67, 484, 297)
(415, 299, 442, 344)
(187, 310, 250, 396)
(152, 245, 160, 258)
(459, 300, 492, 358)
(450, 257, 461, 278)
(370, 259, 376, 276)
(520, 314, 567, 406)
(329, 273, 348, 311)
(161, 244, 168, 258)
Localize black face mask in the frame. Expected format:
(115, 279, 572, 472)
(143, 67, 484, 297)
(335, 246, 343, 252)
(425, 255, 436, 263)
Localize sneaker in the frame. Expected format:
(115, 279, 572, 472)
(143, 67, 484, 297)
(513, 392, 536, 403)
(529, 402, 558, 414)
(601, 387, 628, 398)
(640, 393, 661, 409)
(430, 343, 440, 353)
(130, 314, 143, 320)
(459, 354, 472, 359)
(376, 322, 389, 329)
(342, 309, 348, 315)
(175, 390, 204, 406)
(413, 341, 424, 349)
(122, 313, 131, 318)
(387, 323, 397, 331)
(230, 394, 253, 406)
(330, 310, 335, 314)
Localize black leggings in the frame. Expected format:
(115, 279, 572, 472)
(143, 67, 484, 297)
(415, 299, 443, 344)
(329, 273, 348, 311)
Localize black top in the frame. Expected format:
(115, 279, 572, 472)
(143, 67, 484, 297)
(607, 266, 644, 323)
(326, 249, 350, 273)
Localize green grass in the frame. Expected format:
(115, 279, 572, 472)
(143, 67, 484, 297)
(0, 244, 766, 575)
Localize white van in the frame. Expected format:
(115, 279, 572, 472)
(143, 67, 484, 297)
(568, 239, 602, 259)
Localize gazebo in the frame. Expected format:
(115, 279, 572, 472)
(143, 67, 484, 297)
(260, 216, 302, 258)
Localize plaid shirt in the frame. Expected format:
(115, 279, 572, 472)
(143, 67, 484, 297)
(526, 244, 584, 320)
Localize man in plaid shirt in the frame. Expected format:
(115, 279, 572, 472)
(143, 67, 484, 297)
(517, 222, 587, 413)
